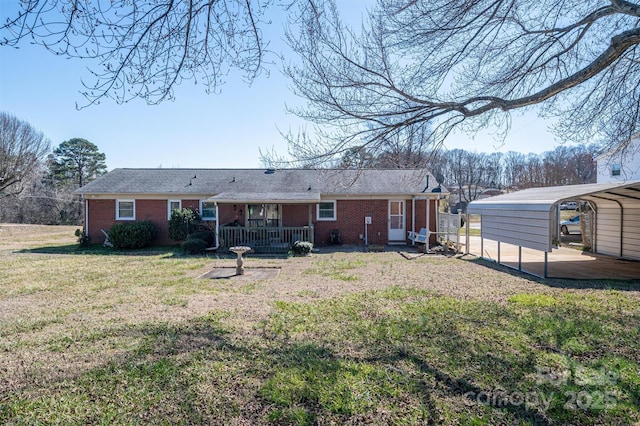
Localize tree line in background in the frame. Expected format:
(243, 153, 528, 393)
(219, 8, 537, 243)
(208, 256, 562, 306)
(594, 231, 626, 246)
(1, 110, 596, 225)
(339, 138, 598, 206)
(0, 112, 107, 225)
(432, 145, 597, 208)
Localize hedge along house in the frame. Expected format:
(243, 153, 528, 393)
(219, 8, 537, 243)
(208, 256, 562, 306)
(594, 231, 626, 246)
(76, 168, 445, 251)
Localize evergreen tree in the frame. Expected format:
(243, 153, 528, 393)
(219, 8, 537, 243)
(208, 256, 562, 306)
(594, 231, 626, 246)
(50, 138, 107, 188)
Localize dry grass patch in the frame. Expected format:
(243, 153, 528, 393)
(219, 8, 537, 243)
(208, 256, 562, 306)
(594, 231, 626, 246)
(1, 226, 639, 425)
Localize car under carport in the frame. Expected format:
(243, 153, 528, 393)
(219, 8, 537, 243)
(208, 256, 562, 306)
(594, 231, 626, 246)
(466, 181, 640, 279)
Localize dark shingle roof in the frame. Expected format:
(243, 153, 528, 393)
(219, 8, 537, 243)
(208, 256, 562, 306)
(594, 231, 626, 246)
(76, 168, 443, 196)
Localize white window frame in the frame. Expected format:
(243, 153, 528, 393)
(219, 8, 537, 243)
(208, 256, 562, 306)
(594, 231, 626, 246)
(116, 199, 135, 220)
(200, 200, 217, 221)
(316, 200, 337, 221)
(167, 200, 182, 220)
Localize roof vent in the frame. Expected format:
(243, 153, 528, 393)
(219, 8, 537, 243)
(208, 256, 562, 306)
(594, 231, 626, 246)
(265, 168, 276, 174)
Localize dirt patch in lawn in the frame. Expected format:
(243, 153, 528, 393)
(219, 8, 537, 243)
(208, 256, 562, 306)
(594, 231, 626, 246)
(198, 267, 281, 280)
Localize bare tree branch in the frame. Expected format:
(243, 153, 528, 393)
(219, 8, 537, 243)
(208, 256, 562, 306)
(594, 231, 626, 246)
(283, 0, 640, 165)
(0, 112, 51, 197)
(1, 0, 274, 106)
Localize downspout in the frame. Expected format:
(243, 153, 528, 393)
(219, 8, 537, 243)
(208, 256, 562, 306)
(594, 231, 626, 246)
(213, 202, 220, 250)
(84, 196, 89, 237)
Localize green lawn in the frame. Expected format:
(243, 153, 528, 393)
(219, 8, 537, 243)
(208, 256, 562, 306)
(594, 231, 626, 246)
(1, 225, 639, 425)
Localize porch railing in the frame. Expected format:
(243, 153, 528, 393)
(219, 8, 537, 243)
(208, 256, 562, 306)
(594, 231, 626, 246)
(218, 226, 314, 253)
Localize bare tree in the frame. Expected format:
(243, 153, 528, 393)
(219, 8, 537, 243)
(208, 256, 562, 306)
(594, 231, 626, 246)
(567, 145, 599, 184)
(336, 124, 434, 168)
(543, 146, 575, 186)
(285, 0, 640, 163)
(0, 112, 50, 197)
(442, 149, 490, 204)
(522, 154, 545, 188)
(5, 1, 638, 163)
(1, 1, 274, 106)
(542, 145, 598, 185)
(502, 151, 527, 189)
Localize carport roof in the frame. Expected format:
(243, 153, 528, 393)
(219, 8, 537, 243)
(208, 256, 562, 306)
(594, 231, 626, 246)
(468, 181, 640, 213)
(466, 181, 640, 278)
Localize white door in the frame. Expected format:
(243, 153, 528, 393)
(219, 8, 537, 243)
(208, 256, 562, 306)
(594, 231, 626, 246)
(388, 200, 405, 241)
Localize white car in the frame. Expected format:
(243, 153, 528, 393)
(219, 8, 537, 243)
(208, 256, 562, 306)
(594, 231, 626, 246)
(559, 201, 578, 210)
(561, 215, 581, 235)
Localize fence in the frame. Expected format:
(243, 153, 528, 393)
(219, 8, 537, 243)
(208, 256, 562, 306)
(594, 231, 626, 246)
(438, 212, 463, 252)
(218, 226, 314, 253)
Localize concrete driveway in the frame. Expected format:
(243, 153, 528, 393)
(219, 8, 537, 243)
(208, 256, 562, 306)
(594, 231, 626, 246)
(464, 236, 640, 280)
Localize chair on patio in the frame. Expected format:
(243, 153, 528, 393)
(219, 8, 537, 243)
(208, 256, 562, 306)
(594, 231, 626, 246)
(408, 228, 428, 244)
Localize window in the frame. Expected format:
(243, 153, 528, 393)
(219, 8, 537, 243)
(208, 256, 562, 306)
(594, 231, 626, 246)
(200, 201, 217, 220)
(317, 201, 336, 221)
(116, 200, 135, 220)
(168, 200, 181, 219)
(611, 164, 621, 176)
(247, 204, 280, 227)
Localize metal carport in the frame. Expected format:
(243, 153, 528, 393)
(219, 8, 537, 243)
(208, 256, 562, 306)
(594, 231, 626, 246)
(467, 181, 640, 278)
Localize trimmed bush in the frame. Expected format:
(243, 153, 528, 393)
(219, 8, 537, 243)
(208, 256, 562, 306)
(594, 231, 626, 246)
(168, 208, 201, 242)
(291, 240, 313, 256)
(108, 221, 157, 249)
(182, 238, 208, 254)
(186, 231, 214, 246)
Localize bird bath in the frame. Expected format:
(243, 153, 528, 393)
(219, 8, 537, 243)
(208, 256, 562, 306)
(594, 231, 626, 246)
(229, 246, 252, 275)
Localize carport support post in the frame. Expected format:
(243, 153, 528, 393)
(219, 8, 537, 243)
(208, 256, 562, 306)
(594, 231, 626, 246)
(411, 197, 416, 246)
(544, 252, 548, 278)
(480, 215, 484, 258)
(426, 198, 430, 247)
(518, 246, 522, 271)
(465, 213, 470, 255)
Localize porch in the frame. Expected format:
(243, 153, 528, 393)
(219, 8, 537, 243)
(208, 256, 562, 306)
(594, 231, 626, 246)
(218, 226, 314, 254)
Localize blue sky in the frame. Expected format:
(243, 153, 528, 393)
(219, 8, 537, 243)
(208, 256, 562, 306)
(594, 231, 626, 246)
(0, 2, 560, 171)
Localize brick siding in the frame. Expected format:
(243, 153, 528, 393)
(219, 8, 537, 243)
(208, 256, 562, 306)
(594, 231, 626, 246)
(87, 198, 437, 247)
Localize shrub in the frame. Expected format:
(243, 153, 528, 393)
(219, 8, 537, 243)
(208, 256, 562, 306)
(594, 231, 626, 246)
(74, 228, 91, 247)
(182, 238, 208, 254)
(168, 208, 201, 242)
(108, 221, 157, 249)
(186, 231, 214, 246)
(291, 240, 313, 256)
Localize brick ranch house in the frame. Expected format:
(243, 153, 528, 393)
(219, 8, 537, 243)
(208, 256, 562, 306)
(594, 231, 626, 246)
(76, 168, 446, 251)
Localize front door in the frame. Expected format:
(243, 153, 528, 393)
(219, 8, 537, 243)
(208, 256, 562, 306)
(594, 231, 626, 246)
(388, 200, 405, 241)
